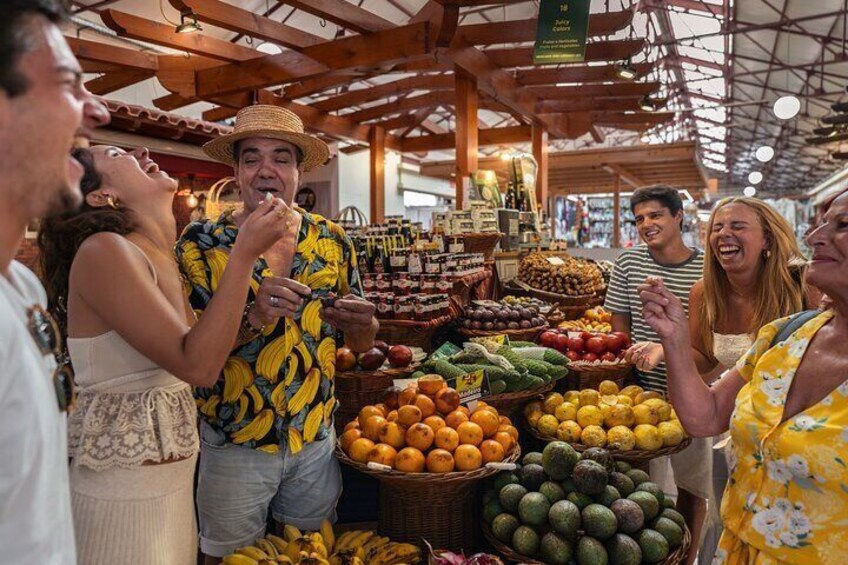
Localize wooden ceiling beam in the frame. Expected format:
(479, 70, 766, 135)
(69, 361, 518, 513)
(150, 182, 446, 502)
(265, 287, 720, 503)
(528, 81, 661, 99)
(602, 163, 645, 187)
(312, 74, 453, 112)
(515, 62, 653, 86)
(100, 10, 260, 62)
(169, 0, 323, 49)
(84, 69, 155, 95)
(540, 98, 643, 113)
(486, 39, 646, 67)
(65, 36, 158, 70)
(401, 125, 530, 153)
(454, 10, 633, 46)
(282, 0, 395, 34)
(347, 91, 452, 123)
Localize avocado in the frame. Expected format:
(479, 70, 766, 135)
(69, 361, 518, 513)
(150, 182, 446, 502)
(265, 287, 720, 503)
(566, 491, 594, 510)
(561, 478, 576, 494)
(637, 528, 670, 563)
(573, 459, 609, 495)
(614, 461, 632, 474)
(627, 491, 660, 522)
(512, 525, 540, 557)
(593, 485, 621, 507)
(548, 499, 581, 539)
(491, 513, 520, 544)
(580, 447, 615, 473)
(663, 496, 676, 509)
(482, 497, 503, 524)
(610, 498, 645, 535)
(542, 441, 580, 480)
(625, 468, 651, 487)
(581, 503, 618, 540)
(608, 472, 636, 498)
(659, 508, 686, 530)
(523, 451, 544, 466)
(576, 536, 608, 565)
(636, 481, 665, 508)
(652, 516, 684, 549)
(493, 471, 520, 494)
(519, 463, 548, 492)
(499, 483, 528, 513)
(518, 492, 551, 527)
(540, 532, 573, 565)
(605, 533, 642, 565)
(539, 481, 567, 504)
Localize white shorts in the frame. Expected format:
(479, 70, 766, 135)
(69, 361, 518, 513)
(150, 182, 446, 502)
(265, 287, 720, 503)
(649, 436, 713, 500)
(196, 421, 342, 557)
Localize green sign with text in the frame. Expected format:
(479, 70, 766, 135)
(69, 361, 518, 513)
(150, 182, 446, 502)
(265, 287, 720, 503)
(533, 0, 592, 64)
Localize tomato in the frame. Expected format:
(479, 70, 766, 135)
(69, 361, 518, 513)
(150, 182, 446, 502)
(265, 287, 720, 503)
(585, 337, 606, 355)
(539, 331, 558, 348)
(600, 351, 617, 362)
(612, 331, 631, 349)
(565, 350, 582, 362)
(554, 333, 570, 353)
(566, 337, 585, 354)
(581, 352, 598, 362)
(602, 334, 623, 354)
(580, 331, 594, 342)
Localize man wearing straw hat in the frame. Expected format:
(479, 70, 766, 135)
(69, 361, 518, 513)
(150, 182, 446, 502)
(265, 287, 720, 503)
(177, 105, 378, 562)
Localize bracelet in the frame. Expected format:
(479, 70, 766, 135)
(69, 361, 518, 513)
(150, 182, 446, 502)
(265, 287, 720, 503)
(237, 301, 265, 344)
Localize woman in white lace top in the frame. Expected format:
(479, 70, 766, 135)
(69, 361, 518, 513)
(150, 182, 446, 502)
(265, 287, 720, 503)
(37, 147, 287, 565)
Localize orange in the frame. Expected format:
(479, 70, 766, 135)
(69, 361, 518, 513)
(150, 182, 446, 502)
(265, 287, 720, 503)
(498, 424, 520, 442)
(426, 448, 456, 473)
(378, 421, 407, 450)
(358, 406, 383, 426)
(492, 431, 515, 454)
(344, 420, 361, 432)
(471, 409, 500, 438)
(394, 447, 426, 473)
(454, 444, 483, 471)
(414, 395, 437, 419)
(405, 422, 435, 452)
(423, 415, 447, 434)
(434, 426, 460, 452)
(456, 405, 471, 417)
(499, 415, 513, 426)
(398, 386, 419, 407)
(361, 415, 387, 442)
(435, 387, 461, 415)
(396, 405, 423, 427)
(417, 374, 447, 396)
(374, 403, 390, 417)
(386, 410, 398, 422)
(445, 410, 469, 430)
(366, 443, 397, 467)
(478, 405, 500, 418)
(340, 428, 363, 453)
(480, 439, 506, 463)
(457, 421, 484, 446)
(349, 438, 375, 463)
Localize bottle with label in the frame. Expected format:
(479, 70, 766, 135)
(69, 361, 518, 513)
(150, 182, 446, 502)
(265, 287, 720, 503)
(504, 179, 516, 209)
(513, 158, 527, 212)
(372, 243, 387, 274)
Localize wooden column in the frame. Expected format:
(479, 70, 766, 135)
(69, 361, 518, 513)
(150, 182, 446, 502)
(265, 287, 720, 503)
(455, 71, 478, 209)
(532, 124, 549, 214)
(613, 174, 621, 248)
(369, 125, 385, 223)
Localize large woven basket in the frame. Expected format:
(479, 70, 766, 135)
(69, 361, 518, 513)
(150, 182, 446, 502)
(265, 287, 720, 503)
(510, 281, 606, 321)
(377, 315, 453, 353)
(482, 519, 691, 565)
(336, 444, 520, 552)
(456, 323, 548, 343)
(334, 364, 420, 434)
(205, 177, 241, 220)
(560, 362, 633, 391)
(483, 381, 557, 420)
(459, 233, 503, 261)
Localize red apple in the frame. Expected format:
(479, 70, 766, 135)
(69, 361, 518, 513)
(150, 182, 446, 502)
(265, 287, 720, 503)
(580, 331, 594, 342)
(566, 337, 585, 354)
(612, 331, 631, 349)
(539, 331, 559, 348)
(336, 347, 357, 372)
(585, 337, 606, 355)
(600, 351, 617, 363)
(602, 334, 623, 354)
(581, 352, 599, 363)
(374, 340, 390, 356)
(387, 345, 413, 368)
(554, 334, 569, 353)
(565, 350, 582, 362)
(358, 348, 387, 371)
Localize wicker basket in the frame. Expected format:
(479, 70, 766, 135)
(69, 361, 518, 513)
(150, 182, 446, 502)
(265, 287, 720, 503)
(560, 362, 633, 391)
(525, 424, 694, 465)
(334, 364, 420, 434)
(482, 520, 691, 565)
(456, 323, 548, 343)
(336, 444, 521, 552)
(333, 205, 368, 230)
(511, 281, 606, 321)
(204, 177, 240, 220)
(459, 233, 503, 261)
(483, 381, 557, 420)
(377, 315, 454, 353)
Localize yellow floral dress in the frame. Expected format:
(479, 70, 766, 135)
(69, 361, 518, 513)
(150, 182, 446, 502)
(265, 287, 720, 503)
(715, 310, 848, 565)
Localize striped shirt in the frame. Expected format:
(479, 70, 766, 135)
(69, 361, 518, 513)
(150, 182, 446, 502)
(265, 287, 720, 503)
(604, 245, 703, 393)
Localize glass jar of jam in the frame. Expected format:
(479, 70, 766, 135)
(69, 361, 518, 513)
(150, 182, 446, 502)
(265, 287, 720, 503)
(375, 273, 392, 292)
(393, 296, 414, 320)
(362, 274, 376, 293)
(436, 274, 453, 294)
(409, 275, 421, 295)
(377, 294, 394, 320)
(389, 249, 408, 272)
(393, 273, 412, 296)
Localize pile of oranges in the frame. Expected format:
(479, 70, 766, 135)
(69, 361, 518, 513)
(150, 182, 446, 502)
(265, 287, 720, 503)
(339, 375, 520, 473)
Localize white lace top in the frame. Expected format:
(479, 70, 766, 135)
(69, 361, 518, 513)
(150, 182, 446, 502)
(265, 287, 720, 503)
(66, 241, 199, 471)
(712, 332, 753, 370)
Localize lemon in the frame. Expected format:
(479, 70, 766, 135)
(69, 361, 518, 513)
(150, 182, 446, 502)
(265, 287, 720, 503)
(581, 425, 607, 447)
(524, 400, 544, 418)
(658, 421, 686, 446)
(543, 393, 565, 415)
(605, 404, 636, 428)
(578, 389, 600, 407)
(537, 414, 560, 438)
(607, 425, 637, 451)
(620, 385, 644, 400)
(598, 380, 620, 395)
(555, 402, 578, 423)
(527, 410, 544, 428)
(600, 394, 620, 406)
(635, 391, 663, 404)
(633, 404, 660, 426)
(633, 424, 663, 451)
(556, 420, 583, 442)
(643, 398, 673, 422)
(564, 391, 580, 405)
(576, 405, 605, 428)
(616, 395, 634, 407)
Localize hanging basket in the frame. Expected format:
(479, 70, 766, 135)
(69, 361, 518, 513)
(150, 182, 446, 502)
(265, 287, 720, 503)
(334, 205, 368, 231)
(205, 176, 241, 220)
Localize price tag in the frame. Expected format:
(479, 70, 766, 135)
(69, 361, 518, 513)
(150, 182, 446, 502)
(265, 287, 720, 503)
(446, 369, 491, 406)
(546, 256, 566, 266)
(393, 377, 417, 389)
(486, 462, 518, 471)
(366, 462, 393, 472)
(430, 341, 462, 360)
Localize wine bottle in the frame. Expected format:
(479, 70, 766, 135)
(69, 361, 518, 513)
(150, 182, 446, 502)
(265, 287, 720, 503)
(504, 179, 516, 209)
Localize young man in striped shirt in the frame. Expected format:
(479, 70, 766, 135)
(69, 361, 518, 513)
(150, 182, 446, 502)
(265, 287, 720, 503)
(604, 185, 708, 565)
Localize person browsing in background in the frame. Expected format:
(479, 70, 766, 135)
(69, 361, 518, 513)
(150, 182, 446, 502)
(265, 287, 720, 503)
(685, 197, 811, 564)
(603, 184, 709, 564)
(0, 1, 110, 563)
(637, 188, 848, 565)
(177, 105, 378, 564)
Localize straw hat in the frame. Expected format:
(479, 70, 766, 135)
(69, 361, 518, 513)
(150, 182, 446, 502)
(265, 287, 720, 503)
(203, 105, 329, 171)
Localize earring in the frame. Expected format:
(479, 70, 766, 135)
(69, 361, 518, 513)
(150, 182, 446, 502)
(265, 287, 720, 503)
(107, 196, 119, 210)
(763, 249, 771, 258)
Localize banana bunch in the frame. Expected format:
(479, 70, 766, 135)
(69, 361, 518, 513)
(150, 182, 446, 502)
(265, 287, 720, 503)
(287, 368, 321, 416)
(230, 408, 274, 445)
(223, 357, 254, 403)
(302, 299, 323, 340)
(333, 530, 421, 565)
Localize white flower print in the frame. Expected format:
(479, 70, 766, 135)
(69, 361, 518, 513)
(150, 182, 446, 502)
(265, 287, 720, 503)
(711, 548, 727, 565)
(752, 506, 786, 537)
(761, 379, 790, 406)
(793, 415, 817, 431)
(780, 532, 800, 547)
(124, 431, 140, 448)
(787, 455, 810, 478)
(775, 498, 793, 513)
(821, 394, 834, 407)
(788, 509, 812, 536)
(726, 445, 739, 476)
(788, 337, 810, 358)
(767, 460, 793, 484)
(837, 379, 848, 397)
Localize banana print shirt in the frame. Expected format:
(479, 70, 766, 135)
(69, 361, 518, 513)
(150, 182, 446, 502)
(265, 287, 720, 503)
(176, 208, 362, 454)
(714, 310, 848, 565)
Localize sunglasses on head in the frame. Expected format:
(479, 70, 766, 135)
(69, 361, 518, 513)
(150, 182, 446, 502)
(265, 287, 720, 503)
(27, 305, 75, 413)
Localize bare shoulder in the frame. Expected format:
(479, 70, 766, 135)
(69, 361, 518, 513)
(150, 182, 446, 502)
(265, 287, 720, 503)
(689, 279, 704, 301)
(72, 232, 144, 274)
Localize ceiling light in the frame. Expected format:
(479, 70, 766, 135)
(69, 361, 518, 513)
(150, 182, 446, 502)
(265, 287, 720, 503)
(175, 11, 202, 34)
(748, 171, 763, 185)
(256, 42, 283, 55)
(638, 96, 656, 112)
(773, 96, 800, 120)
(743, 186, 757, 197)
(186, 193, 199, 208)
(615, 59, 638, 81)
(755, 146, 774, 162)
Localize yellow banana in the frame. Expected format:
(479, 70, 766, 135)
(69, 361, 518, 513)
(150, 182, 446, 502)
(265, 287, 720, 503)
(266, 534, 288, 554)
(334, 531, 359, 551)
(303, 401, 324, 443)
(362, 535, 390, 559)
(296, 341, 313, 373)
(235, 546, 269, 560)
(317, 338, 336, 380)
(231, 409, 274, 444)
(200, 395, 220, 419)
(271, 381, 288, 417)
(344, 531, 374, 552)
(298, 224, 320, 259)
(288, 368, 320, 416)
(371, 543, 421, 565)
(246, 384, 265, 412)
(234, 393, 250, 424)
(323, 397, 336, 427)
(302, 299, 323, 341)
(257, 443, 280, 454)
(222, 555, 259, 565)
(283, 525, 303, 543)
(310, 532, 328, 558)
(223, 357, 254, 403)
(319, 520, 335, 554)
(256, 332, 293, 383)
(315, 239, 342, 264)
(255, 538, 278, 558)
(284, 353, 299, 386)
(288, 428, 304, 454)
(205, 247, 230, 292)
(306, 267, 338, 291)
(275, 556, 293, 564)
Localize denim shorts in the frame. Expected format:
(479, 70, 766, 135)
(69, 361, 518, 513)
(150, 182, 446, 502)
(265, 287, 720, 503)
(196, 420, 342, 557)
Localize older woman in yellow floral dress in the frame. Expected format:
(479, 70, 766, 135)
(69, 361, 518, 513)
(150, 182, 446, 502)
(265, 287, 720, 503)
(637, 190, 848, 565)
